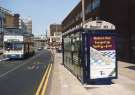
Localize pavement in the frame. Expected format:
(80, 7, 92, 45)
(0, 50, 52, 95)
(49, 51, 135, 95)
(48, 52, 89, 95)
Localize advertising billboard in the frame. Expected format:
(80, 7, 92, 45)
(90, 35, 116, 79)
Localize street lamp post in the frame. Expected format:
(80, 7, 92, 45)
(81, 0, 85, 26)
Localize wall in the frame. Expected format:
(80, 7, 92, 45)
(129, 0, 135, 62)
(5, 14, 19, 28)
(100, 0, 130, 62)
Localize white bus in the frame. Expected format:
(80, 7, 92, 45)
(3, 34, 34, 59)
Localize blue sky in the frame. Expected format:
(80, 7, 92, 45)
(0, 0, 80, 36)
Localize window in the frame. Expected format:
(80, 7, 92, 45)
(92, 0, 101, 11)
(5, 42, 23, 50)
(86, 0, 100, 14)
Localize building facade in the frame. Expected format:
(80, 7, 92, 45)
(0, 7, 10, 49)
(5, 13, 20, 29)
(24, 19, 32, 33)
(62, 0, 135, 63)
(34, 36, 47, 50)
(0, 6, 33, 52)
(0, 9, 4, 49)
(49, 24, 62, 49)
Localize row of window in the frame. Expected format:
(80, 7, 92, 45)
(63, 0, 101, 32)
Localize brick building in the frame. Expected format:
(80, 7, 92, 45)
(62, 0, 135, 63)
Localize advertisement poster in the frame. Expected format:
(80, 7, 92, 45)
(90, 36, 116, 79)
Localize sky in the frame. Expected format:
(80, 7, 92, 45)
(0, 0, 80, 36)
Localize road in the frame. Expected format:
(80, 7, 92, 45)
(0, 50, 52, 95)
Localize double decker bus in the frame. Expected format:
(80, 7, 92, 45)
(3, 30, 34, 59)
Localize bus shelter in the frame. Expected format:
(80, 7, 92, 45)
(62, 20, 117, 84)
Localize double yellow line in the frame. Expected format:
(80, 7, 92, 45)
(36, 64, 52, 95)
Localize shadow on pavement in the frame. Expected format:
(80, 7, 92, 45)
(125, 66, 135, 70)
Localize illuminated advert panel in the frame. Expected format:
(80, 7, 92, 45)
(90, 35, 116, 79)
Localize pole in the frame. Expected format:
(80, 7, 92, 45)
(81, 0, 85, 25)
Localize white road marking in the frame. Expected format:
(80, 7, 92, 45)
(0, 51, 51, 79)
(0, 53, 43, 79)
(0, 58, 9, 62)
(0, 61, 28, 79)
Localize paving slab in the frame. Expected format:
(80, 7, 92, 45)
(49, 51, 135, 95)
(49, 52, 90, 95)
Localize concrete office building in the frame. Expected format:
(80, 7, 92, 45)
(62, 0, 135, 63)
(0, 7, 13, 49)
(0, 7, 5, 48)
(24, 18, 32, 33)
(0, 6, 33, 51)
